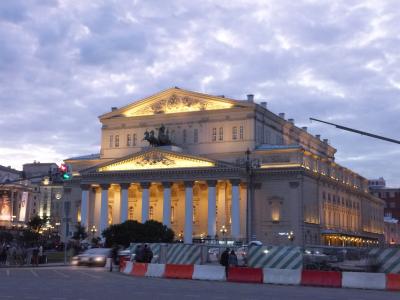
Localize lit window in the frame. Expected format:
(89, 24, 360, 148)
(128, 206, 134, 220)
(193, 205, 196, 223)
(194, 129, 198, 143)
(133, 133, 137, 146)
(232, 126, 237, 140)
(219, 127, 223, 141)
(270, 200, 281, 222)
(109, 135, 113, 148)
(115, 135, 119, 147)
(171, 206, 175, 223)
(183, 129, 187, 143)
(239, 126, 244, 140)
(212, 128, 217, 142)
(127, 134, 131, 147)
(149, 206, 154, 220)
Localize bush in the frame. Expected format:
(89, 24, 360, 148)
(102, 220, 174, 248)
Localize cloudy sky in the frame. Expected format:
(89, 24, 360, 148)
(0, 0, 399, 186)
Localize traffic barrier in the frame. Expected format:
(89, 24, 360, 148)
(167, 244, 201, 265)
(263, 268, 301, 285)
(227, 267, 263, 283)
(342, 272, 385, 290)
(386, 274, 400, 291)
(131, 263, 148, 276)
(192, 265, 226, 281)
(164, 264, 194, 279)
(369, 248, 400, 273)
(301, 270, 341, 288)
(121, 261, 133, 274)
(146, 263, 166, 278)
(119, 259, 127, 272)
(247, 246, 303, 269)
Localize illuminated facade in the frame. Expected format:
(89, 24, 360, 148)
(64, 88, 384, 246)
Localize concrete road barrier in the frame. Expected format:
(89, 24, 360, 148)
(146, 263, 165, 278)
(121, 261, 133, 274)
(132, 263, 148, 276)
(228, 267, 263, 283)
(301, 270, 342, 288)
(192, 265, 226, 281)
(164, 264, 194, 279)
(342, 272, 386, 290)
(263, 268, 301, 285)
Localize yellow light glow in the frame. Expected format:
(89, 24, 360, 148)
(261, 163, 302, 169)
(99, 150, 215, 171)
(123, 94, 234, 117)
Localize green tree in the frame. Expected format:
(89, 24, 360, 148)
(27, 215, 48, 232)
(72, 223, 88, 241)
(102, 220, 174, 248)
(18, 230, 41, 246)
(0, 231, 13, 243)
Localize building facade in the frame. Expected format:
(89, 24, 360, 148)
(64, 88, 384, 246)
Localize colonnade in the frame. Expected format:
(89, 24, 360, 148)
(80, 179, 242, 244)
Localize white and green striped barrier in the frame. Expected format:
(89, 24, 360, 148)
(369, 248, 400, 274)
(166, 244, 201, 265)
(247, 246, 303, 269)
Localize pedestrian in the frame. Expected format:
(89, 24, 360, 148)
(219, 248, 230, 277)
(134, 244, 143, 263)
(32, 246, 39, 267)
(110, 244, 119, 272)
(143, 244, 153, 263)
(228, 249, 238, 268)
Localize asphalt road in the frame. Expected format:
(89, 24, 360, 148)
(0, 266, 397, 300)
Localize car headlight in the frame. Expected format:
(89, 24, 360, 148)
(94, 256, 105, 262)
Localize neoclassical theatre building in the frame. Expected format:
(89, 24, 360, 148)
(64, 88, 384, 246)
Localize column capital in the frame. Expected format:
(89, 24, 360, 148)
(80, 184, 91, 191)
(184, 181, 194, 188)
(119, 183, 131, 190)
(99, 183, 110, 190)
(229, 179, 241, 186)
(206, 180, 217, 187)
(162, 182, 173, 188)
(140, 182, 151, 189)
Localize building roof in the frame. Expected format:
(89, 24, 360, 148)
(65, 153, 101, 161)
(0, 165, 21, 174)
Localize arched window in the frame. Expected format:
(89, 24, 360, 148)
(212, 128, 217, 142)
(115, 135, 120, 147)
(218, 127, 223, 141)
(232, 126, 237, 140)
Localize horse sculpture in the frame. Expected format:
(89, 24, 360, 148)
(143, 125, 172, 147)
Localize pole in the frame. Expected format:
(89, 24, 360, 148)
(63, 201, 70, 265)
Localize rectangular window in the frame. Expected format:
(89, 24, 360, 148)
(232, 126, 237, 140)
(239, 125, 244, 140)
(127, 134, 131, 147)
(219, 127, 223, 141)
(109, 135, 113, 148)
(115, 135, 119, 147)
(133, 133, 137, 146)
(194, 128, 198, 143)
(212, 128, 217, 142)
(183, 129, 187, 143)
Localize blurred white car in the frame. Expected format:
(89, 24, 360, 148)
(72, 248, 111, 267)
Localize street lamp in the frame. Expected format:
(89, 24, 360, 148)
(220, 225, 227, 243)
(237, 149, 260, 243)
(90, 225, 97, 239)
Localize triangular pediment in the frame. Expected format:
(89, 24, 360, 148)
(100, 87, 250, 119)
(97, 148, 216, 172)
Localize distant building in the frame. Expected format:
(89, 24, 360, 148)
(384, 214, 400, 245)
(0, 165, 31, 226)
(369, 178, 400, 220)
(64, 88, 384, 246)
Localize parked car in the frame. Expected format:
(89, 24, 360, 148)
(72, 248, 111, 267)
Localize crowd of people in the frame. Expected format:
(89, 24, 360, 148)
(0, 243, 44, 267)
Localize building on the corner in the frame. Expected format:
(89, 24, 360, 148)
(0, 165, 31, 226)
(64, 87, 384, 246)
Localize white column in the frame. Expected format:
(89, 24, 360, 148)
(162, 182, 172, 227)
(207, 180, 217, 238)
(120, 183, 130, 223)
(80, 184, 90, 230)
(141, 182, 150, 223)
(217, 182, 226, 229)
(99, 184, 110, 233)
(184, 181, 193, 244)
(231, 179, 241, 239)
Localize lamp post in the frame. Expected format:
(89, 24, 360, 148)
(90, 225, 97, 239)
(220, 225, 227, 244)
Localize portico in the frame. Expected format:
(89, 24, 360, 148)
(78, 147, 246, 244)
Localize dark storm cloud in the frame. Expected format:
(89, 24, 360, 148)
(0, 0, 399, 186)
